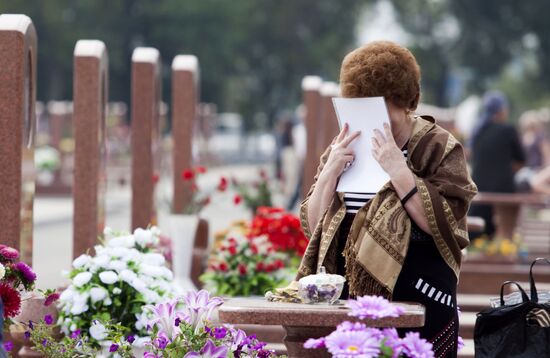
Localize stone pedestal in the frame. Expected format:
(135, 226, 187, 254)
(0, 14, 37, 264)
(171, 55, 199, 213)
(219, 297, 425, 358)
(131, 47, 161, 230)
(300, 76, 322, 199)
(72, 40, 108, 258)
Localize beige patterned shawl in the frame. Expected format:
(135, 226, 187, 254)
(296, 116, 478, 298)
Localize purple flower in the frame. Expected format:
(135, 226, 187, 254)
(211, 327, 227, 339)
(181, 290, 223, 333)
(347, 295, 405, 320)
(15, 261, 37, 282)
(0, 246, 19, 260)
(144, 353, 161, 358)
(153, 331, 170, 350)
(324, 329, 381, 357)
(381, 328, 402, 358)
(127, 335, 135, 343)
(336, 321, 368, 332)
(24, 331, 31, 339)
(28, 320, 34, 330)
(184, 339, 228, 358)
(457, 335, 465, 351)
(109, 343, 119, 352)
(401, 332, 434, 358)
(304, 337, 326, 349)
(44, 314, 54, 325)
(3, 341, 13, 352)
(41, 338, 48, 347)
(145, 299, 182, 340)
(70, 329, 81, 339)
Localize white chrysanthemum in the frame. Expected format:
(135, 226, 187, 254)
(134, 228, 154, 246)
(120, 269, 137, 283)
(70, 303, 89, 315)
(143, 289, 161, 303)
(130, 278, 147, 293)
(141, 252, 165, 266)
(72, 254, 92, 269)
(73, 272, 93, 287)
(107, 235, 135, 248)
(0, 263, 5, 280)
(103, 227, 115, 239)
(89, 321, 108, 341)
(108, 260, 127, 272)
(134, 312, 151, 331)
(103, 297, 112, 306)
(110, 247, 130, 259)
(99, 271, 118, 284)
(140, 264, 164, 278)
(93, 255, 110, 269)
(90, 287, 108, 303)
(112, 287, 122, 295)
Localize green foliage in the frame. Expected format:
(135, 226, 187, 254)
(0, 0, 365, 128)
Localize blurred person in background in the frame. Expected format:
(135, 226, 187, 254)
(468, 91, 525, 238)
(274, 111, 295, 180)
(516, 109, 550, 194)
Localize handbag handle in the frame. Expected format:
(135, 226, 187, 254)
(529, 257, 550, 303)
(500, 280, 529, 306)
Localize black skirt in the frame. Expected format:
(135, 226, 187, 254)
(336, 213, 459, 358)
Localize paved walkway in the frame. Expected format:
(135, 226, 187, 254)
(33, 164, 289, 289)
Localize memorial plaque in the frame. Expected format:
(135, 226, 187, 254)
(0, 14, 37, 264)
(171, 55, 199, 213)
(131, 47, 161, 230)
(300, 76, 322, 199)
(73, 40, 108, 258)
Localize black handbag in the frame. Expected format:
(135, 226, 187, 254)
(474, 258, 550, 358)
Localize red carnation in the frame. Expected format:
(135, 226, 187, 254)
(228, 246, 237, 255)
(0, 246, 19, 260)
(233, 195, 242, 205)
(0, 283, 22, 318)
(218, 262, 228, 272)
(238, 264, 247, 276)
(256, 262, 264, 272)
(217, 177, 228, 192)
(196, 166, 207, 174)
(274, 259, 284, 269)
(182, 169, 195, 181)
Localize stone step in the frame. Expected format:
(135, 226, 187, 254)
(457, 293, 492, 312)
(459, 339, 475, 358)
(265, 343, 287, 355)
(458, 312, 477, 340)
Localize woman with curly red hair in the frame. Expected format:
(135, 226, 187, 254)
(297, 41, 477, 357)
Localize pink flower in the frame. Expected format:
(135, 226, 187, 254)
(401, 332, 434, 358)
(347, 295, 405, 320)
(0, 246, 19, 260)
(144, 299, 182, 340)
(44, 292, 60, 306)
(304, 337, 326, 349)
(324, 329, 381, 357)
(457, 335, 465, 351)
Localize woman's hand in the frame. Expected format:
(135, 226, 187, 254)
(320, 123, 361, 180)
(372, 123, 408, 179)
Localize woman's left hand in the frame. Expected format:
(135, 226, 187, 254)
(372, 123, 408, 178)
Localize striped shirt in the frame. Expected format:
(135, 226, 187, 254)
(343, 148, 408, 214)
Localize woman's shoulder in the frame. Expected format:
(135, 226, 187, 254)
(413, 115, 458, 148)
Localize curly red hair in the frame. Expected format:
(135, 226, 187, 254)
(339, 41, 421, 110)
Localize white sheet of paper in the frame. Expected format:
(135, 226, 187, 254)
(332, 97, 390, 193)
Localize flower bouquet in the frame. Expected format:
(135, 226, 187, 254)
(250, 207, 308, 258)
(305, 295, 443, 357)
(232, 169, 273, 215)
(0, 245, 36, 326)
(200, 224, 291, 297)
(34, 145, 61, 185)
(57, 226, 178, 349)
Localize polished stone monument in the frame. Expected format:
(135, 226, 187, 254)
(0, 14, 37, 264)
(171, 55, 199, 214)
(131, 47, 161, 230)
(72, 40, 108, 258)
